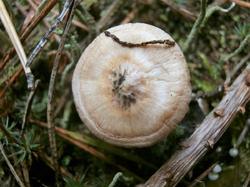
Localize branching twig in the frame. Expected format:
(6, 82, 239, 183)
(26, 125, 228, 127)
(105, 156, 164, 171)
(183, 0, 207, 52)
(139, 64, 250, 187)
(26, 0, 73, 67)
(201, 2, 235, 28)
(182, 0, 235, 52)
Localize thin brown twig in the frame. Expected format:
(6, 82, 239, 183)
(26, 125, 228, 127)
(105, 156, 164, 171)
(243, 172, 250, 187)
(46, 0, 76, 186)
(32, 151, 73, 178)
(29, 118, 143, 181)
(29, 118, 115, 161)
(225, 53, 250, 86)
(0, 0, 34, 89)
(230, 0, 250, 8)
(121, 2, 137, 24)
(236, 118, 250, 147)
(97, 0, 125, 31)
(188, 163, 217, 187)
(26, 0, 61, 43)
(20, 160, 31, 187)
(27, 0, 37, 10)
(0, 142, 25, 187)
(161, 0, 196, 21)
(139, 64, 250, 187)
(104, 31, 175, 48)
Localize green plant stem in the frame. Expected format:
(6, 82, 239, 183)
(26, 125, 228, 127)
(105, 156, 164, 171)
(221, 34, 250, 63)
(108, 172, 123, 187)
(201, 2, 235, 28)
(183, 0, 207, 52)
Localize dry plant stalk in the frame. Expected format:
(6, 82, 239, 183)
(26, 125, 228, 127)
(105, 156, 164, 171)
(0, 0, 34, 89)
(0, 0, 58, 71)
(140, 64, 250, 187)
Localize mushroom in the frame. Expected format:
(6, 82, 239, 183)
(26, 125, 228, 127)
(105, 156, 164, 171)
(72, 23, 191, 147)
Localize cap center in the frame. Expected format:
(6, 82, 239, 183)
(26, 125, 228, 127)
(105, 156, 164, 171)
(110, 63, 146, 109)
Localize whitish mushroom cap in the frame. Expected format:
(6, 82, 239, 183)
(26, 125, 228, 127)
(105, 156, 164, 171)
(72, 23, 191, 147)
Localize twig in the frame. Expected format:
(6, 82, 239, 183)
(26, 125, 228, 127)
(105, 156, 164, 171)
(30, 118, 118, 161)
(104, 31, 175, 48)
(221, 34, 250, 63)
(121, 3, 137, 24)
(0, 0, 34, 89)
(27, 0, 37, 10)
(0, 142, 25, 187)
(0, 0, 58, 71)
(243, 172, 250, 187)
(188, 163, 217, 187)
(183, 0, 207, 52)
(29, 118, 156, 169)
(20, 160, 31, 187)
(81, 0, 126, 48)
(25, 0, 73, 67)
(21, 80, 40, 136)
(97, 0, 125, 31)
(139, 64, 250, 187)
(197, 54, 249, 100)
(76, 4, 96, 32)
(231, 0, 250, 8)
(33, 151, 73, 178)
(46, 0, 76, 186)
(225, 53, 250, 85)
(236, 118, 250, 147)
(52, 9, 89, 31)
(161, 0, 196, 21)
(29, 118, 143, 181)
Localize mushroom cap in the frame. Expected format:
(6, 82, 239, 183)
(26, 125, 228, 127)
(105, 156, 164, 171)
(72, 23, 191, 147)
